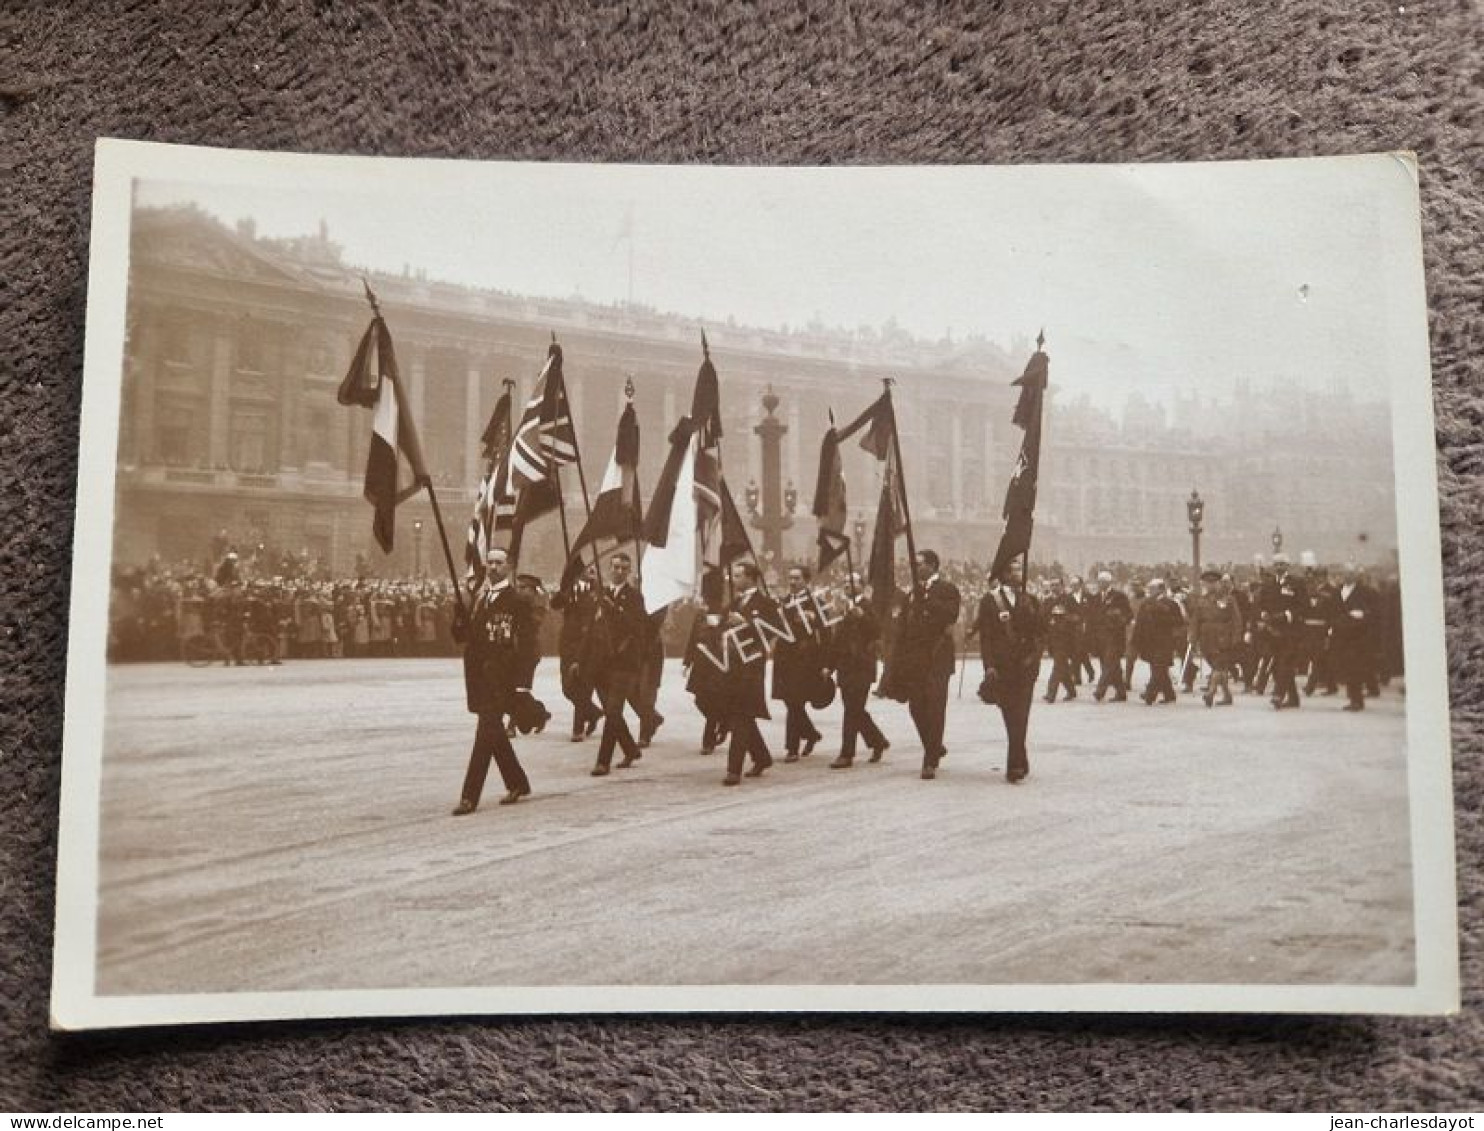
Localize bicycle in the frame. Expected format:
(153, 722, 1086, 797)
(181, 628, 280, 667)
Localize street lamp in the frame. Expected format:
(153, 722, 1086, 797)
(413, 518, 424, 578)
(853, 516, 867, 565)
(1186, 488, 1205, 580)
(745, 478, 760, 517)
(783, 480, 798, 516)
(1271, 525, 1283, 555)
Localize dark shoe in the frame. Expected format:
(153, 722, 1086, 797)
(920, 766, 936, 780)
(744, 762, 768, 778)
(869, 740, 890, 763)
(1043, 694, 1056, 704)
(636, 736, 652, 749)
(1112, 692, 1128, 702)
(830, 756, 853, 769)
(801, 737, 817, 757)
(1203, 691, 1214, 708)
(498, 788, 530, 805)
(590, 764, 610, 777)
(723, 773, 741, 786)
(618, 754, 641, 768)
(1094, 690, 1105, 702)
(1161, 694, 1176, 704)
(1007, 771, 1027, 784)
(451, 799, 477, 816)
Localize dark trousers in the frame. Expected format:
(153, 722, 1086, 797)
(1272, 640, 1301, 705)
(1142, 661, 1176, 703)
(637, 655, 663, 739)
(596, 672, 642, 767)
(909, 674, 951, 768)
(1303, 643, 1337, 694)
(783, 699, 821, 755)
(1095, 641, 1127, 698)
(725, 716, 772, 777)
(702, 715, 728, 751)
(996, 669, 1035, 780)
(1045, 647, 1077, 700)
(839, 681, 886, 760)
(458, 711, 530, 809)
(561, 658, 600, 735)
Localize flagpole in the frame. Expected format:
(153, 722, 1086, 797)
(883, 379, 920, 590)
(701, 329, 771, 600)
(363, 280, 467, 618)
(552, 337, 604, 581)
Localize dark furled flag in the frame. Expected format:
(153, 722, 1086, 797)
(868, 443, 908, 617)
(839, 391, 892, 460)
(567, 400, 642, 565)
(336, 315, 428, 553)
(990, 344, 1050, 581)
(464, 384, 514, 588)
(691, 335, 725, 569)
(812, 425, 849, 573)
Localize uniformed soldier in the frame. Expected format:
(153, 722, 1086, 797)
(1132, 578, 1182, 704)
(1087, 571, 1132, 702)
(1068, 575, 1096, 686)
(721, 559, 776, 785)
(1187, 569, 1243, 706)
(589, 553, 649, 775)
(1040, 577, 1081, 703)
(773, 564, 828, 762)
(1268, 553, 1308, 710)
(550, 562, 602, 741)
(828, 574, 890, 769)
(451, 547, 535, 815)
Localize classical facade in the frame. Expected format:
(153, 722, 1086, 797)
(114, 206, 1397, 583)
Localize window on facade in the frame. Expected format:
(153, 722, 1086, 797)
(230, 408, 271, 473)
(156, 399, 197, 466)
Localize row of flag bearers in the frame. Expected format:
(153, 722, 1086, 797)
(336, 286, 1054, 813)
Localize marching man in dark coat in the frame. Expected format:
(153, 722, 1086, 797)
(721, 559, 776, 785)
(1268, 552, 1308, 710)
(1132, 578, 1183, 705)
(452, 547, 535, 815)
(550, 562, 602, 741)
(1040, 576, 1081, 703)
(1331, 561, 1381, 712)
(976, 557, 1043, 784)
(589, 552, 650, 775)
(1187, 568, 1244, 707)
(773, 564, 828, 762)
(828, 574, 890, 769)
(1088, 570, 1132, 702)
(897, 549, 961, 780)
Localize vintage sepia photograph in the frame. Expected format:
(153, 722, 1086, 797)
(51, 142, 1458, 1028)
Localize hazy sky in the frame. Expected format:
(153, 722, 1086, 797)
(135, 152, 1418, 415)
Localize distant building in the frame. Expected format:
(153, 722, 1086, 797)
(114, 206, 1396, 582)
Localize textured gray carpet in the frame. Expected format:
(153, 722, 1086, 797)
(4, 0, 1481, 1112)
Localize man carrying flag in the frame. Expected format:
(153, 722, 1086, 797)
(980, 334, 1051, 784)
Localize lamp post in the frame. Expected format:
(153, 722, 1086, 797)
(853, 516, 867, 566)
(1271, 525, 1283, 556)
(1186, 489, 1205, 581)
(413, 518, 424, 578)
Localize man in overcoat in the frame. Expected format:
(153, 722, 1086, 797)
(896, 549, 961, 780)
(976, 558, 1043, 783)
(452, 547, 536, 815)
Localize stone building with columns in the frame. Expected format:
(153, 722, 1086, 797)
(115, 206, 1029, 581)
(113, 206, 1396, 583)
